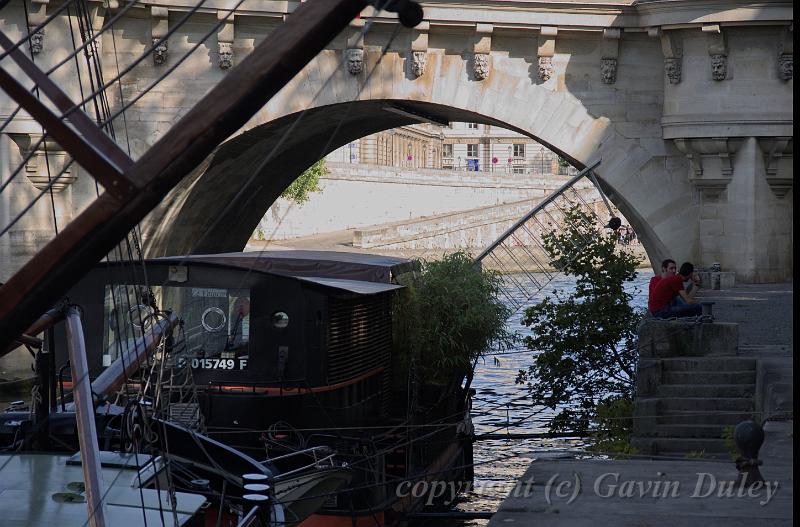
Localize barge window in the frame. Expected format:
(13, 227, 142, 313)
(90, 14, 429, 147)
(103, 285, 251, 371)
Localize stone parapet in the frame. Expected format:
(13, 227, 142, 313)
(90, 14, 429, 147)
(351, 191, 602, 250)
(637, 319, 738, 358)
(696, 271, 735, 290)
(323, 162, 585, 190)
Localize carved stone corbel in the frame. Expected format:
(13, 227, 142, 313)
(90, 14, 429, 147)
(27, 0, 49, 55)
(600, 28, 621, 84)
(410, 22, 428, 78)
(151, 7, 169, 65)
(673, 137, 741, 198)
(217, 11, 234, 69)
(758, 137, 793, 197)
(777, 26, 793, 81)
(674, 139, 703, 177)
(658, 30, 683, 84)
(346, 48, 364, 75)
(778, 54, 793, 80)
(473, 53, 489, 80)
(703, 24, 728, 81)
(346, 21, 365, 75)
(537, 26, 557, 82)
(10, 134, 76, 192)
(473, 23, 492, 81)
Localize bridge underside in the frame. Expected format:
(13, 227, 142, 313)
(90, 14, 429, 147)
(142, 100, 667, 274)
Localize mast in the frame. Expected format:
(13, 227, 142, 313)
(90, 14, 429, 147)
(65, 306, 107, 527)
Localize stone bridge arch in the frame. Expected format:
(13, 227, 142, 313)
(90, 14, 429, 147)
(143, 48, 678, 270)
(1, 2, 791, 282)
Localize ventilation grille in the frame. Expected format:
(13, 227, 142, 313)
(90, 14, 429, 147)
(326, 294, 392, 385)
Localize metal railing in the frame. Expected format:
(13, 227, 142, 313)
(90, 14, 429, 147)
(474, 160, 610, 313)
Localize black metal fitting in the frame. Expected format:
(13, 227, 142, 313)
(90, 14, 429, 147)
(734, 420, 765, 486)
(371, 0, 424, 27)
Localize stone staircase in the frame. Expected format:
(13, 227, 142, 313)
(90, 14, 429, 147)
(631, 320, 756, 457)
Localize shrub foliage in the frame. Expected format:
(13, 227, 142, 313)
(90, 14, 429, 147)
(394, 251, 515, 389)
(517, 206, 643, 436)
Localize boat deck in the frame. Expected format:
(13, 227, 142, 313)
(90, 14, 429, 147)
(0, 452, 206, 526)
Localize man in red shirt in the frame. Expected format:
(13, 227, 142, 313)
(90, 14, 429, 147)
(650, 262, 702, 318)
(648, 259, 676, 313)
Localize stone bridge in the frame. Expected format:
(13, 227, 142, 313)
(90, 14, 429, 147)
(0, 0, 793, 282)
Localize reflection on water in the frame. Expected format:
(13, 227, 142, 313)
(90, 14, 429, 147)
(449, 271, 652, 526)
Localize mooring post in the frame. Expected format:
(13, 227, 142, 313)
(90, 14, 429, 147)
(733, 420, 765, 486)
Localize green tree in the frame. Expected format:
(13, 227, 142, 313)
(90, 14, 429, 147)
(394, 251, 516, 392)
(516, 206, 643, 437)
(281, 159, 325, 204)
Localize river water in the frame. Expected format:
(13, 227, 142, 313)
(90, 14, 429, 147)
(449, 270, 653, 525)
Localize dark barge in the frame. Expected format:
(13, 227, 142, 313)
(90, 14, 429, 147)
(43, 250, 475, 526)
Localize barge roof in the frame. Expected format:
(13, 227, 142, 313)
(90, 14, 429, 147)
(152, 250, 416, 283)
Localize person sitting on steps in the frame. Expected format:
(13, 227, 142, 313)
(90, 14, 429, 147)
(649, 261, 702, 319)
(648, 258, 676, 310)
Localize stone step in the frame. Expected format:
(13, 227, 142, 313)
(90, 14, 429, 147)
(649, 424, 729, 438)
(658, 397, 754, 413)
(656, 411, 754, 426)
(657, 450, 731, 460)
(658, 357, 756, 372)
(656, 383, 756, 398)
(663, 370, 756, 385)
(631, 436, 731, 456)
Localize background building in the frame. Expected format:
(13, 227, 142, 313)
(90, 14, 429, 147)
(328, 122, 574, 175)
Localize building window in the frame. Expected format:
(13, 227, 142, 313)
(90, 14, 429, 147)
(467, 144, 478, 157)
(468, 123, 479, 129)
(513, 143, 525, 158)
(443, 144, 453, 157)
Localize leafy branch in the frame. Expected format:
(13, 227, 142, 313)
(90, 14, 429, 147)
(517, 206, 643, 438)
(281, 158, 325, 204)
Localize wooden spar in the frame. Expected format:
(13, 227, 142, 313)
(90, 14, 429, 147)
(65, 306, 107, 527)
(0, 308, 64, 359)
(12, 333, 41, 348)
(0, 0, 369, 349)
(91, 312, 177, 398)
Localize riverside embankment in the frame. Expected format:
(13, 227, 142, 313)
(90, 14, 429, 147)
(485, 282, 793, 527)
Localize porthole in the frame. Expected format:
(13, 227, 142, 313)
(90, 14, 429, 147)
(201, 307, 227, 332)
(271, 311, 290, 330)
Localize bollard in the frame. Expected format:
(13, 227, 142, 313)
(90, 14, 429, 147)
(244, 483, 271, 493)
(242, 473, 272, 503)
(189, 479, 210, 490)
(242, 473, 272, 523)
(733, 420, 765, 486)
(700, 302, 715, 321)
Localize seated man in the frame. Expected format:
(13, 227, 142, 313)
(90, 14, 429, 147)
(649, 262, 702, 318)
(648, 258, 676, 311)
